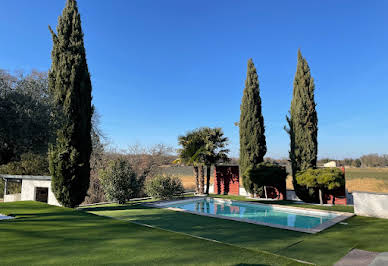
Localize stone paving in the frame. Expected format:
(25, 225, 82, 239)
(369, 252, 388, 266)
(334, 249, 379, 266)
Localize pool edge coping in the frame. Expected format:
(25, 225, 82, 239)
(0, 213, 14, 220)
(149, 197, 354, 234)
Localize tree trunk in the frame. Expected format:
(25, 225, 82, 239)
(205, 165, 211, 194)
(199, 165, 205, 194)
(264, 186, 268, 199)
(193, 166, 199, 194)
(319, 188, 323, 205)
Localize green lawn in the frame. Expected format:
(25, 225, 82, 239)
(83, 199, 388, 266)
(0, 201, 303, 265)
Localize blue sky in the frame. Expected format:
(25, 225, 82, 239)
(1, 0, 387, 159)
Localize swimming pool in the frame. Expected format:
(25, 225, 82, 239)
(154, 197, 353, 233)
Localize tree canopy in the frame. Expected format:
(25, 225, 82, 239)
(296, 168, 345, 204)
(0, 70, 53, 164)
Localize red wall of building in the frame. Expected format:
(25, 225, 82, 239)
(214, 165, 240, 195)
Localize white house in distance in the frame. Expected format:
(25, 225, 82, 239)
(323, 161, 337, 168)
(1, 175, 60, 206)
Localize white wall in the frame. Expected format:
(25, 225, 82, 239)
(353, 191, 388, 219)
(239, 187, 249, 196)
(21, 180, 61, 206)
(4, 193, 21, 202)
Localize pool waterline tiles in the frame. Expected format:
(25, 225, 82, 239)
(152, 197, 354, 234)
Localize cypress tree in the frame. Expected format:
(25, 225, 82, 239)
(48, 0, 92, 207)
(239, 59, 267, 193)
(286, 49, 318, 202)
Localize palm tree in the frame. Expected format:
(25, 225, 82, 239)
(198, 128, 230, 194)
(175, 128, 230, 195)
(175, 129, 205, 194)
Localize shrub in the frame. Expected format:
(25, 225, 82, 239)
(243, 162, 287, 197)
(296, 167, 345, 204)
(99, 158, 143, 204)
(145, 175, 184, 200)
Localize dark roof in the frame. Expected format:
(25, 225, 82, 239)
(0, 174, 51, 181)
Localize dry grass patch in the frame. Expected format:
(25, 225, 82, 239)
(180, 175, 196, 191)
(346, 178, 388, 193)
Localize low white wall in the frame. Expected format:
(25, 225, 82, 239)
(353, 191, 388, 219)
(239, 187, 249, 196)
(287, 190, 301, 201)
(4, 193, 21, 202)
(21, 180, 61, 206)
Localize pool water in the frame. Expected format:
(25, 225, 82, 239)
(164, 198, 338, 229)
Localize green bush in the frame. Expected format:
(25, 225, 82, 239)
(243, 162, 287, 197)
(296, 167, 345, 204)
(145, 175, 184, 200)
(99, 158, 143, 204)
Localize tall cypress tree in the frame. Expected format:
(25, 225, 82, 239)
(48, 0, 92, 208)
(286, 49, 318, 203)
(239, 59, 267, 193)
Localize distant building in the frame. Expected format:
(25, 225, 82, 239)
(323, 161, 337, 168)
(1, 175, 60, 206)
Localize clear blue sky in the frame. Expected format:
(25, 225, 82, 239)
(1, 0, 387, 159)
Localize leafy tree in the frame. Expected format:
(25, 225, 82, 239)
(360, 154, 388, 167)
(296, 168, 345, 205)
(285, 49, 318, 203)
(243, 162, 287, 198)
(239, 59, 267, 193)
(352, 158, 362, 168)
(0, 70, 53, 164)
(99, 158, 143, 204)
(145, 174, 184, 200)
(0, 153, 49, 176)
(48, 0, 93, 207)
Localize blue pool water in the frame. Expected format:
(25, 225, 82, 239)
(164, 198, 338, 229)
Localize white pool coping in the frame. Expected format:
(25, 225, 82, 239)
(151, 197, 354, 234)
(0, 214, 14, 220)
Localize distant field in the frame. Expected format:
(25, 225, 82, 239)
(158, 166, 214, 191)
(345, 168, 388, 180)
(287, 168, 388, 193)
(162, 166, 388, 194)
(345, 168, 388, 193)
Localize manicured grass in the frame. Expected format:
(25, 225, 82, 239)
(208, 194, 354, 213)
(0, 201, 303, 265)
(84, 199, 388, 265)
